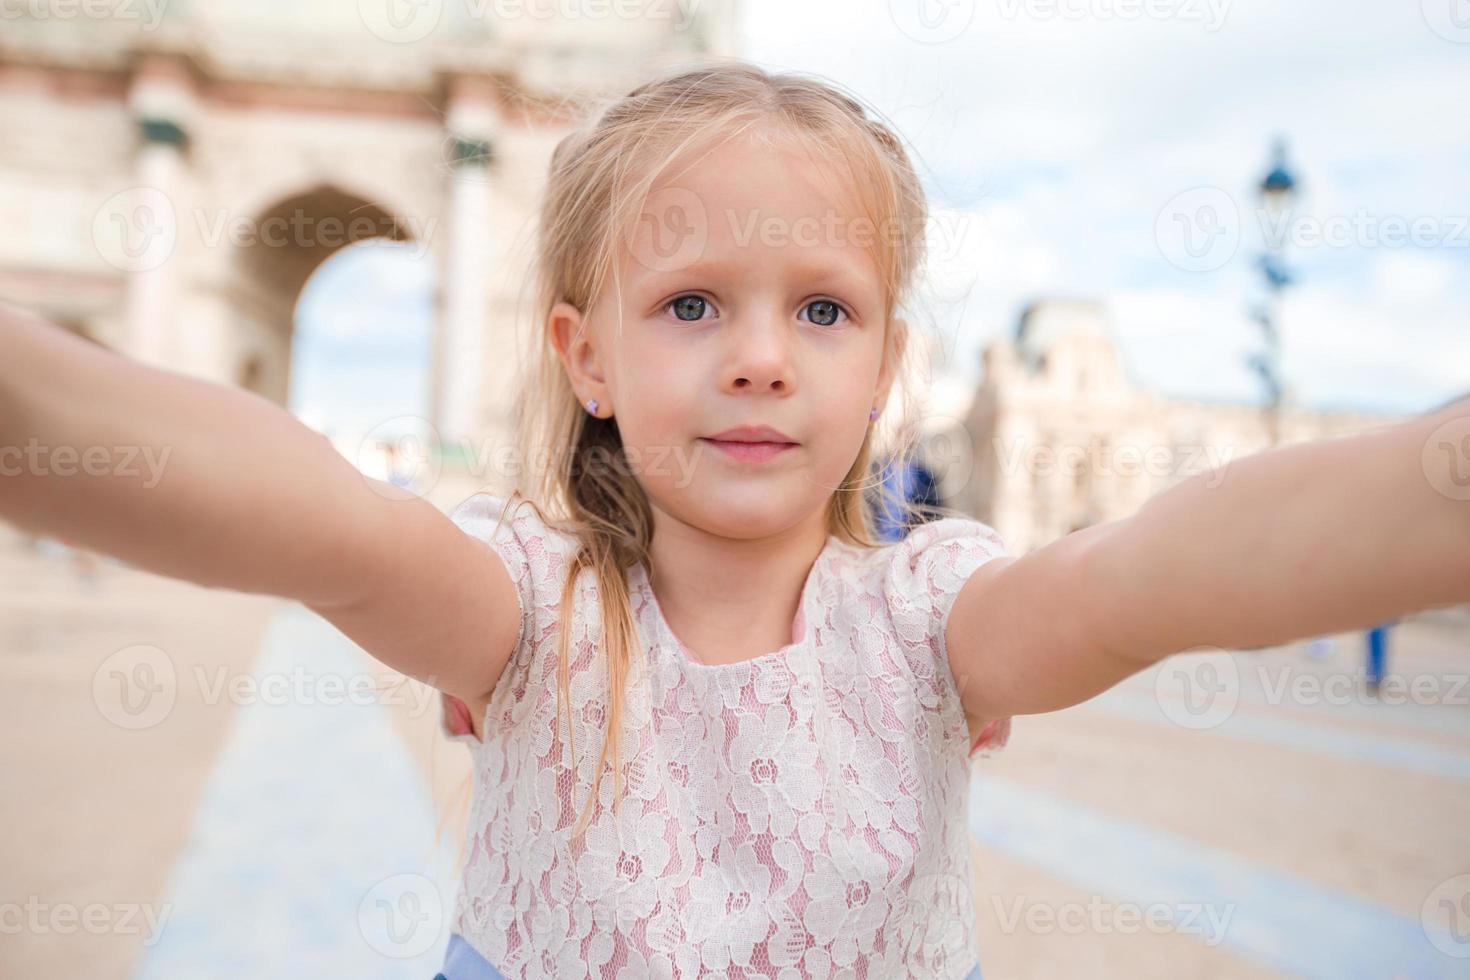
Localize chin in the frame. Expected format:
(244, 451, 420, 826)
(695, 493, 810, 538)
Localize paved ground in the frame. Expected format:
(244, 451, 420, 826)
(3, 534, 1468, 979)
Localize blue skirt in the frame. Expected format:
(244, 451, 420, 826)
(434, 931, 984, 979)
(435, 932, 508, 979)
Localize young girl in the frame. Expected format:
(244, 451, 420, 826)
(3, 61, 1468, 980)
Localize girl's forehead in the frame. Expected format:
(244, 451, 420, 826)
(613, 140, 887, 284)
(613, 195, 888, 306)
(657, 126, 868, 213)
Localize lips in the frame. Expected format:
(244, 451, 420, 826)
(699, 424, 799, 464)
(704, 424, 798, 444)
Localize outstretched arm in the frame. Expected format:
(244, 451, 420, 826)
(0, 304, 519, 705)
(947, 398, 1470, 727)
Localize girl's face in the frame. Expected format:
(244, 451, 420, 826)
(551, 128, 902, 540)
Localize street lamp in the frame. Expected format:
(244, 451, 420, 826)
(1249, 136, 1298, 446)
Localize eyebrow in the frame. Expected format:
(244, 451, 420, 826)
(631, 254, 878, 303)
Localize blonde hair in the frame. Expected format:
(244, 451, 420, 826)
(438, 58, 959, 859)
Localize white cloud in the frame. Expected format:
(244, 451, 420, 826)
(296, 240, 435, 343)
(738, 0, 1470, 413)
(289, 241, 435, 430)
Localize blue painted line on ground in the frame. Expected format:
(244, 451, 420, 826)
(133, 604, 461, 979)
(969, 775, 1466, 980)
(1082, 685, 1470, 783)
(1112, 653, 1470, 744)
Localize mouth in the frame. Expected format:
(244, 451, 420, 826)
(698, 437, 799, 464)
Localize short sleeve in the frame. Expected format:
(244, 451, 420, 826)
(436, 493, 565, 745)
(883, 516, 1013, 759)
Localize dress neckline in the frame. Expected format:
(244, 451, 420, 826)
(631, 534, 839, 671)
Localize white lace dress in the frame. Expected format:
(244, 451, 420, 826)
(439, 494, 1012, 979)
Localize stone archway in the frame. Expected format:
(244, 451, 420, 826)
(0, 5, 735, 455)
(223, 183, 414, 406)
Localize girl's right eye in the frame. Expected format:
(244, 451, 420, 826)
(665, 294, 714, 322)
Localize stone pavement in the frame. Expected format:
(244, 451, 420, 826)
(3, 537, 1467, 978)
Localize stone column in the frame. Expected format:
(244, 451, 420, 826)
(434, 77, 496, 448)
(120, 55, 196, 371)
(122, 117, 187, 368)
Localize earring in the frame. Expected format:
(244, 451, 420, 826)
(585, 398, 599, 416)
(869, 406, 880, 421)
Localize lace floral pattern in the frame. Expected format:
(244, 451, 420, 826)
(441, 494, 1011, 979)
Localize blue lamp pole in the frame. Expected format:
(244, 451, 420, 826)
(1250, 137, 1298, 446)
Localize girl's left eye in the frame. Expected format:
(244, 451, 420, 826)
(661, 295, 851, 326)
(800, 299, 850, 327)
(666, 294, 712, 322)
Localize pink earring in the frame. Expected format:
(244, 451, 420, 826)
(585, 398, 599, 415)
(869, 406, 880, 421)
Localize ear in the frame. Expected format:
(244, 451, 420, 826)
(548, 300, 611, 411)
(875, 316, 908, 408)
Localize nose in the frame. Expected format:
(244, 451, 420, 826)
(724, 311, 794, 395)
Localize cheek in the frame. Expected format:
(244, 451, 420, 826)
(813, 349, 883, 468)
(818, 410, 874, 484)
(613, 341, 697, 443)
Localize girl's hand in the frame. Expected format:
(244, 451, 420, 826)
(944, 397, 1470, 729)
(441, 691, 478, 739)
(0, 303, 521, 706)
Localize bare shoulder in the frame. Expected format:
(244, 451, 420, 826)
(944, 523, 1153, 724)
(310, 488, 523, 708)
(944, 553, 1019, 727)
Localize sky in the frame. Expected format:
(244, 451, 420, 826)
(290, 240, 434, 440)
(292, 0, 1470, 434)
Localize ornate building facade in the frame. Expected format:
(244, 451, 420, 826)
(1, 1, 734, 454)
(3, 13, 1421, 555)
(942, 299, 1406, 553)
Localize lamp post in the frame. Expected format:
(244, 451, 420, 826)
(1250, 136, 1298, 446)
